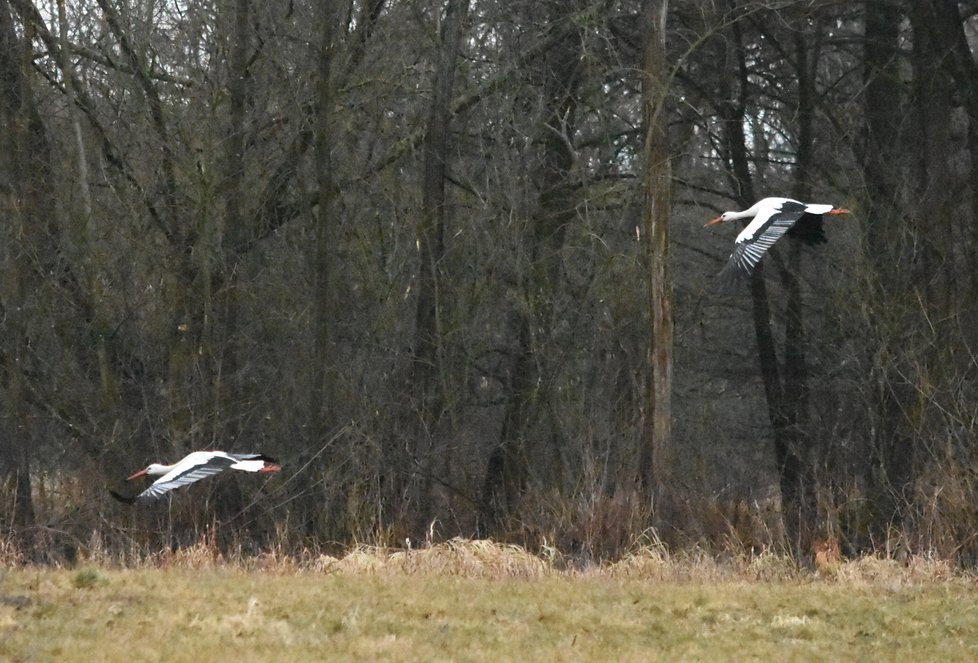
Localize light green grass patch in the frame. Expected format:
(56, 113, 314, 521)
(1, 548, 978, 661)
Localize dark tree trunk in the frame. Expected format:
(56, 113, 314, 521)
(858, 0, 905, 279)
(909, 1, 956, 309)
(857, 0, 915, 546)
(926, 2, 978, 277)
(715, 9, 817, 554)
(218, 0, 252, 417)
(715, 12, 786, 523)
(780, 29, 819, 552)
(479, 1, 582, 534)
(312, 0, 339, 418)
(208, 0, 253, 519)
(0, 0, 58, 531)
(412, 0, 471, 530)
(306, 0, 344, 535)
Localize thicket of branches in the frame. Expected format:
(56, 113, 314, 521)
(1, 0, 977, 565)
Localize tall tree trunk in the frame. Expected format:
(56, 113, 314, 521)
(638, 0, 675, 532)
(412, 0, 470, 530)
(858, 0, 905, 281)
(779, 29, 818, 552)
(198, 0, 253, 520)
(927, 1, 978, 280)
(857, 0, 914, 544)
(908, 1, 956, 310)
(715, 9, 810, 553)
(480, 2, 582, 534)
(0, 0, 58, 532)
(306, 0, 345, 536)
(312, 0, 339, 420)
(216, 0, 251, 446)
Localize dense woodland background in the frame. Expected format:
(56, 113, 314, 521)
(1, 0, 977, 565)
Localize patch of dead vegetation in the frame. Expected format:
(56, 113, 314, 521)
(390, 538, 548, 578)
(0, 538, 23, 566)
(606, 545, 802, 583)
(315, 538, 548, 578)
(3, 534, 973, 590)
(834, 554, 956, 587)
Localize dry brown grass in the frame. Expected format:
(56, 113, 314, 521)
(44, 536, 971, 586)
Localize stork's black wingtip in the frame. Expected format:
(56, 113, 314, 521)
(109, 489, 137, 505)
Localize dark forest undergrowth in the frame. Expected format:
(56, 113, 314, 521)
(6, 471, 978, 573)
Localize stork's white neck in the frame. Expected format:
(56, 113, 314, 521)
(734, 201, 766, 220)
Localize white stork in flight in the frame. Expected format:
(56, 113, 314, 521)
(110, 451, 281, 504)
(705, 197, 850, 280)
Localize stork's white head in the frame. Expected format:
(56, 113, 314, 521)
(127, 463, 169, 480)
(145, 463, 171, 476)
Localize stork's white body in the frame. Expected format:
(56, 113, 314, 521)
(705, 197, 849, 280)
(112, 450, 280, 503)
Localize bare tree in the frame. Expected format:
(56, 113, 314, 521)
(479, 1, 585, 533)
(638, 0, 675, 532)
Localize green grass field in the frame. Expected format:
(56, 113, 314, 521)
(2, 542, 978, 661)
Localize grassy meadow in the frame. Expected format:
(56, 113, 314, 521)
(2, 540, 978, 661)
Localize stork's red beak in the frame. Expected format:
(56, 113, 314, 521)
(826, 208, 850, 216)
(259, 464, 281, 474)
(126, 468, 149, 481)
(704, 216, 724, 227)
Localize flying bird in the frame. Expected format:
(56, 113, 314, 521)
(705, 197, 850, 281)
(110, 451, 280, 504)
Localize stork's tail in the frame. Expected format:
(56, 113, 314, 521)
(109, 489, 138, 505)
